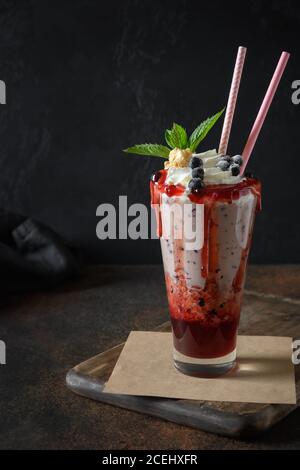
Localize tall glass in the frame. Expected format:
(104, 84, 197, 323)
(151, 172, 261, 377)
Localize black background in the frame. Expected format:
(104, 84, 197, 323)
(0, 0, 299, 264)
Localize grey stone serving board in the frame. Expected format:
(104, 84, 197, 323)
(66, 291, 300, 438)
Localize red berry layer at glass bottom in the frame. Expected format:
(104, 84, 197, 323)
(166, 273, 240, 358)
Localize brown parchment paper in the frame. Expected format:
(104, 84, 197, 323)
(104, 332, 296, 404)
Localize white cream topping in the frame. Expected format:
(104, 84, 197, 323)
(165, 166, 192, 186)
(165, 149, 242, 189)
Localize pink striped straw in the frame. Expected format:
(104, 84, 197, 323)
(241, 51, 290, 174)
(218, 46, 247, 155)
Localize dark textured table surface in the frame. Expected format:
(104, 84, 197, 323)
(0, 264, 300, 450)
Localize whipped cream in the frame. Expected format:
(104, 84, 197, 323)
(165, 149, 242, 189)
(165, 166, 192, 187)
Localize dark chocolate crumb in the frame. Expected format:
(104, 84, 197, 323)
(219, 303, 224, 308)
(198, 298, 205, 307)
(215, 268, 220, 273)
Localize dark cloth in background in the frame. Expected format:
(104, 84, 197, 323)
(0, 210, 80, 293)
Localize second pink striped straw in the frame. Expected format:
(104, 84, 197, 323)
(218, 46, 247, 155)
(241, 51, 290, 174)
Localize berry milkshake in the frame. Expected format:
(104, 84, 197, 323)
(124, 110, 262, 376)
(150, 148, 261, 376)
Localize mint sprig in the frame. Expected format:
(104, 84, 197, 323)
(188, 108, 225, 152)
(123, 144, 170, 159)
(165, 123, 188, 149)
(123, 107, 225, 158)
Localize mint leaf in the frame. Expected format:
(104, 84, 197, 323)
(189, 108, 225, 152)
(123, 144, 170, 158)
(165, 123, 188, 149)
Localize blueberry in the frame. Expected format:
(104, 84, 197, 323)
(230, 163, 240, 176)
(188, 178, 204, 191)
(216, 159, 230, 171)
(151, 170, 161, 183)
(189, 156, 203, 169)
(192, 167, 204, 179)
(232, 154, 243, 166)
(219, 155, 231, 163)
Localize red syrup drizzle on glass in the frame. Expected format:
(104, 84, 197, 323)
(150, 170, 261, 358)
